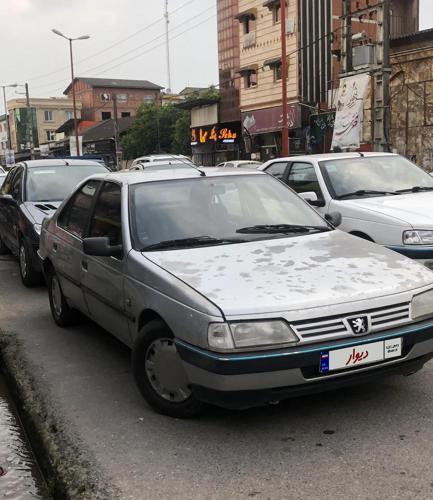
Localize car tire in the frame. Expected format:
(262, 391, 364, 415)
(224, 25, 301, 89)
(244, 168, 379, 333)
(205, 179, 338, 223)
(48, 267, 76, 327)
(132, 320, 204, 418)
(19, 239, 42, 287)
(0, 234, 9, 255)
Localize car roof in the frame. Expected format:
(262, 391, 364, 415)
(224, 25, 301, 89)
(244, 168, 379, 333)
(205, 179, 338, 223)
(261, 152, 398, 166)
(86, 167, 265, 186)
(16, 159, 105, 169)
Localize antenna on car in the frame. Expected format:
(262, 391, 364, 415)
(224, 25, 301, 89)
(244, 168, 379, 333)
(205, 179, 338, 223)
(165, 153, 206, 177)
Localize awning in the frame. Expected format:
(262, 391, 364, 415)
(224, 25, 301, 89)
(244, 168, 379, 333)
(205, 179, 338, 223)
(263, 0, 280, 9)
(235, 8, 257, 21)
(237, 64, 259, 75)
(264, 57, 282, 67)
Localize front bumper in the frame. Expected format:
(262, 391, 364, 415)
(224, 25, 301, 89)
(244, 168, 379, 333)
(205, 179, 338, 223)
(176, 319, 433, 409)
(387, 245, 433, 269)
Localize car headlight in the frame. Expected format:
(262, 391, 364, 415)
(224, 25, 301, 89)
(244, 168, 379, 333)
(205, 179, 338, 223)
(34, 224, 42, 235)
(208, 320, 299, 350)
(403, 230, 433, 245)
(411, 289, 433, 321)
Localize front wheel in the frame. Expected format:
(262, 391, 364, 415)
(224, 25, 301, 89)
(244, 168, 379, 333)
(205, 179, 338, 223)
(132, 320, 204, 418)
(19, 240, 42, 287)
(48, 267, 76, 327)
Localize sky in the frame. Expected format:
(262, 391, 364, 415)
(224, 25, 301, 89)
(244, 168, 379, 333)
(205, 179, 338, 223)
(0, 0, 432, 114)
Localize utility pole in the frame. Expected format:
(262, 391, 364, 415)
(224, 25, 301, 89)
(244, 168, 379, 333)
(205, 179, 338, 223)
(112, 94, 120, 169)
(25, 83, 35, 160)
(280, 0, 289, 156)
(164, 0, 172, 93)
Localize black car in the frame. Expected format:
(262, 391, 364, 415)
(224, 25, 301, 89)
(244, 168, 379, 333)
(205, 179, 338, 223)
(0, 159, 108, 286)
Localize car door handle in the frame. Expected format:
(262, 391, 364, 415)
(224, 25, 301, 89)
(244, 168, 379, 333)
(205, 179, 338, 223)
(81, 260, 88, 271)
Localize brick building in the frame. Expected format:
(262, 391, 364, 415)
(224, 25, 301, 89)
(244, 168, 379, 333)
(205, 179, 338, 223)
(63, 77, 163, 122)
(390, 28, 433, 170)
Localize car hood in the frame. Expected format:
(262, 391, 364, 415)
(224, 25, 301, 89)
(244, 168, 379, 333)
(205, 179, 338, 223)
(338, 191, 433, 227)
(144, 230, 433, 316)
(24, 201, 62, 225)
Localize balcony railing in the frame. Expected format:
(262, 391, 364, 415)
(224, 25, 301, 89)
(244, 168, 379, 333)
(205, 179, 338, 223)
(390, 15, 418, 38)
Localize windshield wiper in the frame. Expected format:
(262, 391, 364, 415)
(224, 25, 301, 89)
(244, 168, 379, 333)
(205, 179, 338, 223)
(395, 186, 433, 194)
(236, 224, 330, 235)
(141, 236, 245, 251)
(336, 190, 397, 200)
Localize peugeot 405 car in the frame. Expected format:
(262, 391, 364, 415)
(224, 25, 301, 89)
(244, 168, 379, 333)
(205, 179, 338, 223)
(261, 153, 433, 269)
(0, 159, 108, 286)
(38, 167, 433, 418)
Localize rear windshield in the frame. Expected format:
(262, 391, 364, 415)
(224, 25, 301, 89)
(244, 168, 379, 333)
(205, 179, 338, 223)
(26, 165, 107, 202)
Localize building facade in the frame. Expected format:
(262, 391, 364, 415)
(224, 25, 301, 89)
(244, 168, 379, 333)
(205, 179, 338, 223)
(64, 77, 163, 122)
(0, 115, 7, 164)
(7, 97, 81, 154)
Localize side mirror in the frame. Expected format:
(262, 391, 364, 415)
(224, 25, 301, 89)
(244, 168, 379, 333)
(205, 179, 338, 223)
(325, 212, 342, 228)
(299, 191, 326, 208)
(83, 237, 122, 258)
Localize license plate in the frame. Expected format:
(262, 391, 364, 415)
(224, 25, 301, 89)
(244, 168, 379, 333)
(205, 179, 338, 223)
(320, 338, 402, 374)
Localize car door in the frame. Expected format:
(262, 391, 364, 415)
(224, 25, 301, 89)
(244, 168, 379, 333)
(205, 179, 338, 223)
(264, 161, 290, 181)
(286, 162, 328, 214)
(81, 181, 130, 345)
(0, 167, 23, 254)
(53, 179, 101, 313)
(0, 167, 16, 250)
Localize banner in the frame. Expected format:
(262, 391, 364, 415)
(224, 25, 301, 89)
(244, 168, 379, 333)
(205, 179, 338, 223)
(332, 74, 370, 150)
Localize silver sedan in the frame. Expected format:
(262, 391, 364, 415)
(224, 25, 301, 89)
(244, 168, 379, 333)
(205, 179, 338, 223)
(38, 167, 433, 417)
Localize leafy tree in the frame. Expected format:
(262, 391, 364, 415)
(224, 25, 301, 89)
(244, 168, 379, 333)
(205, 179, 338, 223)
(173, 111, 192, 156)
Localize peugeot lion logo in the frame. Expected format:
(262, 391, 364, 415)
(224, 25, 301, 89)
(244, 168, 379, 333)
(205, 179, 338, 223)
(347, 316, 369, 335)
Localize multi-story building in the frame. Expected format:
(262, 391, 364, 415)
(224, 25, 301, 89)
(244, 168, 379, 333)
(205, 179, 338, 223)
(63, 77, 163, 122)
(7, 97, 81, 154)
(0, 114, 8, 165)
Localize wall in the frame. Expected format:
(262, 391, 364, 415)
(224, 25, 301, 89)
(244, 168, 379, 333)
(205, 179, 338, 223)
(191, 104, 219, 127)
(238, 0, 299, 113)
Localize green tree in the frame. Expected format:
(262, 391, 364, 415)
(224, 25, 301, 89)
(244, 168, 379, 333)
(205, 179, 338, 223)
(173, 111, 192, 156)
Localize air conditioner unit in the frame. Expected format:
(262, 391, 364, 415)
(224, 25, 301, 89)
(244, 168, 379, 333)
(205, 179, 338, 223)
(353, 44, 376, 68)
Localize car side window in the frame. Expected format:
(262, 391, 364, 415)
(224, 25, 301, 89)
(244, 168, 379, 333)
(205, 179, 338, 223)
(288, 162, 324, 201)
(58, 180, 100, 238)
(88, 182, 122, 246)
(11, 168, 23, 200)
(265, 161, 288, 180)
(1, 168, 17, 195)
(225, 162, 234, 168)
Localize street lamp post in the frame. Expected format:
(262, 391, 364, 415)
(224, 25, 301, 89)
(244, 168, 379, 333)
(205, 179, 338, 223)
(52, 29, 90, 157)
(280, 0, 289, 157)
(1, 83, 18, 152)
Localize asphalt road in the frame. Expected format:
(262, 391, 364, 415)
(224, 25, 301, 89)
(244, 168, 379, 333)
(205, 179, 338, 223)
(1, 255, 433, 499)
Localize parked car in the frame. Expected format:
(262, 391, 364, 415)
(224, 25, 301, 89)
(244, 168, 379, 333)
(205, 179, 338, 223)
(38, 167, 433, 417)
(0, 159, 108, 286)
(131, 154, 193, 167)
(129, 160, 196, 172)
(261, 153, 433, 269)
(216, 160, 262, 168)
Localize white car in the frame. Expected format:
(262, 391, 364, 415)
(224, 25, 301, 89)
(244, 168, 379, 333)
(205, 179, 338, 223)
(128, 160, 196, 172)
(216, 160, 262, 168)
(131, 154, 192, 167)
(261, 153, 433, 269)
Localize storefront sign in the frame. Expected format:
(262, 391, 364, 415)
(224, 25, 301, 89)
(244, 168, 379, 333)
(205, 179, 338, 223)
(241, 104, 301, 135)
(332, 74, 370, 150)
(191, 124, 240, 146)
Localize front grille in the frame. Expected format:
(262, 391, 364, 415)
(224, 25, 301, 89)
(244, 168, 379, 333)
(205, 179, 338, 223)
(291, 302, 411, 344)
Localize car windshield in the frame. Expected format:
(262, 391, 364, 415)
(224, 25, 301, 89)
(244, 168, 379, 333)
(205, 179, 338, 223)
(26, 165, 107, 202)
(130, 174, 330, 250)
(320, 156, 433, 198)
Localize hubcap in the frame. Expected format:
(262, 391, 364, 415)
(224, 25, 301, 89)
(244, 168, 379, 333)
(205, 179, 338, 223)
(51, 275, 62, 317)
(145, 338, 191, 402)
(19, 245, 27, 278)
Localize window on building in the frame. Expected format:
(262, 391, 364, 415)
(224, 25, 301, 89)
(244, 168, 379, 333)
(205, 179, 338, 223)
(116, 94, 128, 102)
(101, 111, 112, 120)
(65, 110, 73, 121)
(46, 130, 57, 142)
(100, 93, 110, 102)
(243, 16, 256, 34)
(121, 112, 131, 118)
(44, 110, 54, 121)
(244, 70, 258, 89)
(143, 95, 155, 103)
(274, 62, 283, 82)
(273, 4, 281, 23)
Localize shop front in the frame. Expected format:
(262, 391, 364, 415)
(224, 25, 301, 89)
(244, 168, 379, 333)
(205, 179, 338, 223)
(241, 104, 306, 161)
(190, 122, 241, 166)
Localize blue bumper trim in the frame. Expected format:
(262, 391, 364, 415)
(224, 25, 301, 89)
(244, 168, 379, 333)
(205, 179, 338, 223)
(387, 245, 433, 259)
(176, 319, 433, 362)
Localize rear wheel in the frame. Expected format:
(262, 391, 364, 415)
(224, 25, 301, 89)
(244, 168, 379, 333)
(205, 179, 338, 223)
(48, 267, 76, 327)
(19, 239, 42, 287)
(132, 320, 204, 418)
